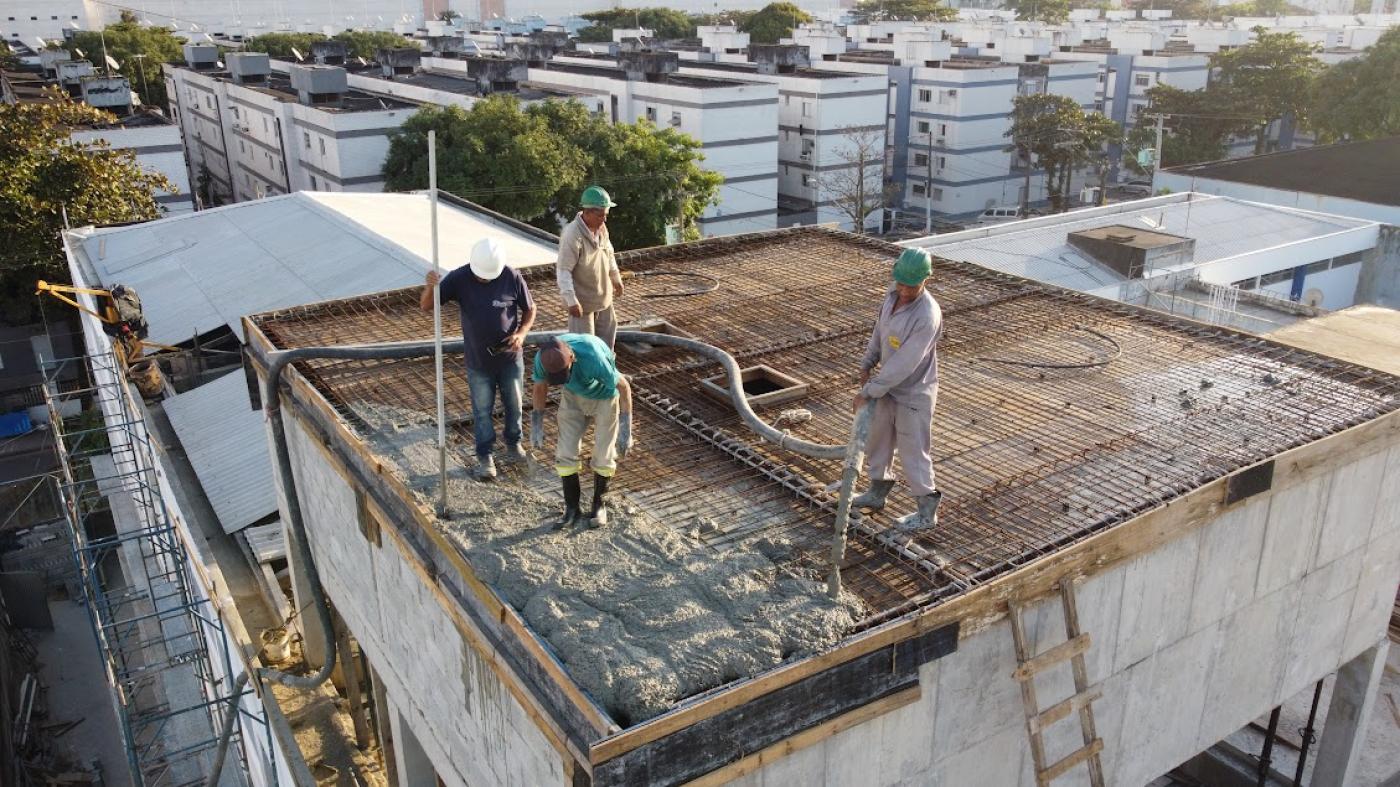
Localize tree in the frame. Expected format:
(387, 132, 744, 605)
(576, 8, 695, 43)
(1309, 27, 1400, 143)
(688, 10, 757, 34)
(853, 0, 958, 21)
(244, 32, 325, 59)
(741, 2, 813, 44)
(333, 30, 414, 59)
(70, 19, 184, 109)
(817, 128, 895, 234)
(1006, 93, 1121, 213)
(0, 89, 174, 323)
(439, 10, 461, 23)
(381, 98, 721, 249)
(1004, 0, 1072, 24)
(1210, 28, 1322, 154)
(1121, 85, 1239, 173)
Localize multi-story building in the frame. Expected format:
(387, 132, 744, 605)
(165, 45, 419, 205)
(535, 46, 781, 236)
(675, 44, 888, 230)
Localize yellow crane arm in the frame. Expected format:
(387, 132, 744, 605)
(35, 280, 114, 323)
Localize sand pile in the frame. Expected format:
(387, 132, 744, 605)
(349, 403, 862, 725)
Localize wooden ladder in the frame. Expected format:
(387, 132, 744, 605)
(1008, 577, 1106, 787)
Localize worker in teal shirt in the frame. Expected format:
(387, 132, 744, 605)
(530, 333, 633, 530)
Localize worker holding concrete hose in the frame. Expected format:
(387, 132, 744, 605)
(420, 238, 536, 481)
(851, 247, 944, 532)
(556, 186, 624, 349)
(530, 334, 634, 530)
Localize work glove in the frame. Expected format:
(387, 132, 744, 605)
(530, 410, 545, 449)
(616, 412, 633, 459)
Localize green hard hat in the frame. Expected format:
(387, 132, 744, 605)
(893, 248, 933, 286)
(580, 185, 617, 209)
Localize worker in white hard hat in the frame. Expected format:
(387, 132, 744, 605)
(421, 237, 536, 481)
(556, 185, 623, 349)
(850, 248, 944, 531)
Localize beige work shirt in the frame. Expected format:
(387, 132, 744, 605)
(556, 213, 621, 313)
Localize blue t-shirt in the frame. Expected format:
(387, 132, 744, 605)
(532, 333, 619, 400)
(438, 264, 534, 372)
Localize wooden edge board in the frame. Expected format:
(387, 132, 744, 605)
(1012, 634, 1092, 682)
(242, 327, 617, 739)
(1040, 738, 1104, 783)
(1029, 684, 1102, 735)
(588, 406, 1400, 764)
(679, 686, 922, 787)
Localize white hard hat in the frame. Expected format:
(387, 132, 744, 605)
(469, 238, 507, 281)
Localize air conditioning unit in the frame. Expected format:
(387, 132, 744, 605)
(934, 137, 946, 146)
(947, 89, 958, 97)
(669, 116, 681, 127)
(800, 151, 812, 161)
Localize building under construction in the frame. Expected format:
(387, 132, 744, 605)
(238, 226, 1400, 786)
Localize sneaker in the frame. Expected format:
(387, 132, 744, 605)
(500, 443, 529, 464)
(473, 454, 497, 481)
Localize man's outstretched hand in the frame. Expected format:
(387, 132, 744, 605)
(530, 410, 545, 449)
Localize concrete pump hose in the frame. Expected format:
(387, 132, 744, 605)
(207, 331, 856, 786)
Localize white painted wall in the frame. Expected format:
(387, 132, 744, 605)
(70, 122, 195, 213)
(1154, 172, 1400, 227)
(726, 442, 1400, 786)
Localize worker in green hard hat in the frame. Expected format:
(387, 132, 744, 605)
(556, 185, 623, 349)
(851, 247, 944, 532)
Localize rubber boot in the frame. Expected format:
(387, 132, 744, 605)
(895, 490, 942, 532)
(851, 479, 895, 510)
(552, 474, 581, 531)
(589, 475, 611, 529)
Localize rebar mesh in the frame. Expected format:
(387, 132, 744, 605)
(250, 226, 1400, 627)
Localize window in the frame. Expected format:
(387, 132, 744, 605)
(310, 175, 319, 190)
(932, 187, 944, 200)
(938, 123, 948, 136)
(262, 116, 269, 132)
(1097, 72, 1106, 83)
(801, 174, 813, 187)
(1134, 73, 1151, 87)
(1260, 268, 1296, 286)
(801, 138, 814, 159)
(784, 95, 790, 105)
(231, 106, 239, 120)
(1232, 277, 1258, 290)
(917, 88, 932, 103)
(645, 106, 656, 122)
(204, 95, 212, 109)
(916, 120, 930, 134)
(912, 183, 927, 196)
(936, 155, 947, 169)
(303, 131, 312, 149)
(1306, 260, 1331, 274)
(670, 110, 682, 127)
(319, 138, 326, 155)
(51, 15, 58, 20)
(238, 140, 246, 153)
(914, 153, 929, 167)
(801, 101, 811, 118)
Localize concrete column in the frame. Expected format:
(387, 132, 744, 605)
(1311, 639, 1390, 786)
(370, 665, 397, 787)
(1355, 224, 1400, 309)
(389, 703, 437, 787)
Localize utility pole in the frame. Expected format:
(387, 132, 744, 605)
(1146, 112, 1166, 173)
(131, 54, 149, 106)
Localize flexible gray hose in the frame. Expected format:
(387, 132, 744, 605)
(206, 330, 860, 785)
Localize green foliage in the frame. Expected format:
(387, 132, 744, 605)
(1004, 0, 1072, 23)
(70, 20, 184, 108)
(576, 8, 696, 42)
(741, 2, 814, 44)
(439, 10, 461, 22)
(333, 30, 414, 59)
(381, 98, 721, 249)
(1122, 85, 1239, 173)
(1, 40, 18, 70)
(1211, 28, 1322, 153)
(243, 32, 324, 58)
(1006, 93, 1121, 212)
(853, 0, 958, 21)
(0, 90, 174, 324)
(689, 10, 757, 32)
(1310, 27, 1400, 143)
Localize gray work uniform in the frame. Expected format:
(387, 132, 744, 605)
(556, 213, 622, 349)
(860, 287, 942, 497)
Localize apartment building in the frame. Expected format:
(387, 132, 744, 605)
(675, 44, 888, 230)
(535, 47, 781, 236)
(165, 45, 418, 205)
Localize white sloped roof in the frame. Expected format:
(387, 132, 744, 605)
(69, 190, 557, 347)
(162, 371, 274, 534)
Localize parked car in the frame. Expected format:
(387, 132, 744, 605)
(975, 206, 1025, 225)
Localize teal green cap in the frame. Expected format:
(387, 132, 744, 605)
(580, 185, 617, 209)
(893, 248, 932, 286)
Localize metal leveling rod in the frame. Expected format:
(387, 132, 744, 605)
(428, 129, 448, 514)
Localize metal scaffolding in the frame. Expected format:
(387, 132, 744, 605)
(44, 351, 260, 787)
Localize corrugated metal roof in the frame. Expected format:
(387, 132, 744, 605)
(71, 191, 558, 346)
(917, 195, 1373, 292)
(162, 371, 275, 534)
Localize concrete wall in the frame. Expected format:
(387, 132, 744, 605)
(282, 415, 566, 787)
(1153, 172, 1400, 227)
(725, 441, 1400, 786)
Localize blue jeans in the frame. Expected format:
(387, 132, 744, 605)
(465, 355, 523, 458)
